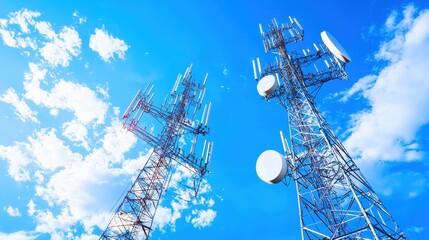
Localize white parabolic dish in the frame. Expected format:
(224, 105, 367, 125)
(257, 75, 278, 97)
(321, 31, 351, 63)
(256, 150, 287, 184)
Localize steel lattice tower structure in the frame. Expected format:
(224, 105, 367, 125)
(253, 18, 406, 239)
(100, 65, 214, 239)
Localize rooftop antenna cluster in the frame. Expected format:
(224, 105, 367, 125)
(253, 17, 406, 239)
(100, 64, 214, 239)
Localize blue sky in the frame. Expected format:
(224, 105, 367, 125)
(0, 1, 429, 239)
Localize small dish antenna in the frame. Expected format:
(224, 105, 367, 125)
(321, 31, 351, 63)
(256, 150, 287, 184)
(257, 75, 278, 97)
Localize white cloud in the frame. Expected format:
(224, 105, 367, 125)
(27, 199, 36, 216)
(89, 27, 129, 62)
(339, 75, 376, 102)
(0, 117, 145, 237)
(39, 26, 81, 67)
(23, 62, 49, 105)
(344, 7, 429, 163)
(0, 231, 38, 240)
(152, 165, 216, 232)
(0, 142, 32, 181)
(34, 208, 75, 235)
(190, 209, 216, 229)
(0, 9, 39, 50)
(72, 11, 87, 25)
(0, 28, 18, 47)
(0, 128, 82, 181)
(47, 80, 109, 124)
(62, 120, 89, 150)
(101, 118, 138, 162)
(407, 226, 425, 234)
(222, 67, 228, 75)
(8, 9, 40, 33)
(34, 21, 56, 39)
(23, 63, 109, 124)
(152, 206, 175, 232)
(5, 206, 21, 217)
(29, 128, 82, 171)
(0, 28, 36, 49)
(29, 117, 145, 236)
(0, 88, 39, 123)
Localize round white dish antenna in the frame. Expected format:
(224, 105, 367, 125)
(256, 150, 287, 184)
(321, 31, 351, 63)
(257, 75, 278, 97)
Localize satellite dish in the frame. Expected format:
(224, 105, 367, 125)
(257, 75, 278, 97)
(256, 150, 287, 184)
(321, 31, 351, 63)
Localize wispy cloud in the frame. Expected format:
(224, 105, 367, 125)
(222, 67, 228, 76)
(0, 88, 39, 123)
(72, 11, 86, 25)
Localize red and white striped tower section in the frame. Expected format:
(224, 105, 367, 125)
(100, 65, 214, 240)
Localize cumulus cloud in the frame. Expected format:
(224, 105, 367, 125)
(39, 26, 81, 67)
(23, 63, 109, 124)
(0, 9, 81, 66)
(0, 128, 82, 181)
(89, 28, 129, 62)
(5, 206, 21, 217)
(0, 117, 144, 236)
(29, 128, 82, 171)
(0, 88, 39, 123)
(343, 6, 429, 163)
(30, 117, 143, 236)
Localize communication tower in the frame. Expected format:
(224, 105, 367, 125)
(100, 65, 214, 239)
(253, 17, 406, 239)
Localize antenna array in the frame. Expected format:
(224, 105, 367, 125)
(100, 65, 214, 239)
(253, 17, 405, 239)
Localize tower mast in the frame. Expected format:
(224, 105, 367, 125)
(101, 65, 214, 239)
(253, 18, 405, 239)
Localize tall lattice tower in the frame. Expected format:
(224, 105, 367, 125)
(253, 17, 406, 239)
(101, 65, 214, 239)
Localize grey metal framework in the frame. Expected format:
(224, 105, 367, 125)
(100, 65, 214, 239)
(253, 18, 405, 239)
